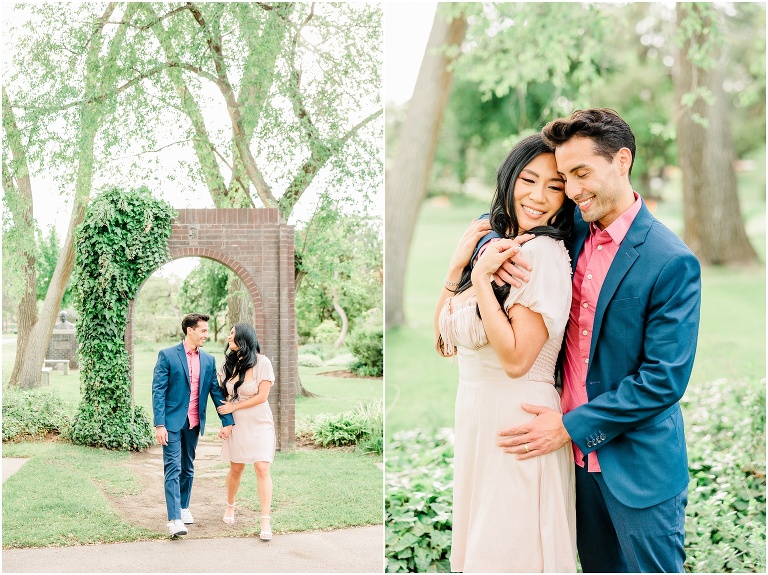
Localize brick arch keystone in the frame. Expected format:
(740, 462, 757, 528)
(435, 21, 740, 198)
(125, 208, 296, 450)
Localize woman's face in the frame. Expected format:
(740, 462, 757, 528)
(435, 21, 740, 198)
(513, 153, 566, 233)
(227, 327, 238, 351)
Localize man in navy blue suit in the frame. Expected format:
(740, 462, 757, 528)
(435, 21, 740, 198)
(494, 109, 701, 572)
(152, 313, 235, 537)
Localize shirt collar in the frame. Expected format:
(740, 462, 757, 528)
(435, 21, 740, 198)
(589, 191, 642, 245)
(183, 340, 198, 355)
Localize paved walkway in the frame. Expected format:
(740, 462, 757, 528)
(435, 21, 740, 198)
(3, 525, 383, 573)
(2, 459, 29, 483)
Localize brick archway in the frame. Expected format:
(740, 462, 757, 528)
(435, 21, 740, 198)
(126, 208, 297, 450)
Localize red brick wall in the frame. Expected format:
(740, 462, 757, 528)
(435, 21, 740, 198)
(125, 208, 297, 450)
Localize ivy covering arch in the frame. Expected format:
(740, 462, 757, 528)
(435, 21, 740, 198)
(69, 187, 175, 450)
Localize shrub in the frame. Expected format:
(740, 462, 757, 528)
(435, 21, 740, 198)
(313, 319, 341, 346)
(347, 309, 383, 377)
(384, 378, 767, 573)
(311, 401, 383, 454)
(682, 378, 766, 573)
(298, 353, 324, 368)
(2, 388, 72, 442)
(324, 352, 357, 368)
(386, 428, 454, 573)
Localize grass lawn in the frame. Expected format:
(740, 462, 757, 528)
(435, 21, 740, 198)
(386, 193, 766, 433)
(2, 338, 383, 548)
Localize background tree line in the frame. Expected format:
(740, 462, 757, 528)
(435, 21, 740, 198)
(386, 2, 765, 327)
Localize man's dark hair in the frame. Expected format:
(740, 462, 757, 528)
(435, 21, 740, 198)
(181, 313, 210, 336)
(542, 108, 636, 175)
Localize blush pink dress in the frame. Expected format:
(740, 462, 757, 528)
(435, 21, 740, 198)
(438, 236, 577, 573)
(220, 354, 276, 464)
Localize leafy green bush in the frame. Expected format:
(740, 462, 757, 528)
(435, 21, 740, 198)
(298, 353, 324, 368)
(386, 428, 454, 573)
(682, 378, 766, 573)
(70, 186, 175, 450)
(324, 352, 357, 368)
(384, 378, 767, 573)
(313, 319, 341, 346)
(2, 388, 73, 441)
(311, 401, 383, 454)
(347, 309, 383, 377)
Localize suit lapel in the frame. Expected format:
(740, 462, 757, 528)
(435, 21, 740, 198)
(176, 343, 190, 384)
(569, 214, 590, 273)
(589, 202, 654, 361)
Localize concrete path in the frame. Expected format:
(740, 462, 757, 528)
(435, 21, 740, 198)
(2, 459, 29, 483)
(2, 525, 384, 573)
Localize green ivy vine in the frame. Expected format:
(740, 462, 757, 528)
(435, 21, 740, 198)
(69, 186, 176, 450)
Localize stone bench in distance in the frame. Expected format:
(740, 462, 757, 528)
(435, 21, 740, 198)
(41, 367, 53, 386)
(43, 359, 69, 375)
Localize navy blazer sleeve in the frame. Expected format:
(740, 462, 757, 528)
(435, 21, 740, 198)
(209, 358, 235, 427)
(151, 350, 170, 427)
(563, 251, 701, 454)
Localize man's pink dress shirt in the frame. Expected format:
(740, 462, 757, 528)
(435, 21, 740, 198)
(562, 193, 642, 472)
(183, 340, 201, 429)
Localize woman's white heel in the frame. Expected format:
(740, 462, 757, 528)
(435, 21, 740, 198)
(223, 501, 236, 525)
(259, 516, 272, 541)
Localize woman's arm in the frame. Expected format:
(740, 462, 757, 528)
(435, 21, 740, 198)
(471, 239, 548, 378)
(433, 218, 493, 356)
(217, 380, 273, 414)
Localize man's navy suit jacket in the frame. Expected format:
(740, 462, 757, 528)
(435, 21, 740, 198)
(151, 342, 234, 435)
(562, 201, 701, 509)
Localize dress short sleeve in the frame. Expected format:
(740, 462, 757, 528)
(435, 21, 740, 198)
(256, 355, 276, 384)
(502, 236, 572, 339)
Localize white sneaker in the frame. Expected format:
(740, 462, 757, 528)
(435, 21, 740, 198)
(181, 508, 194, 524)
(168, 519, 188, 537)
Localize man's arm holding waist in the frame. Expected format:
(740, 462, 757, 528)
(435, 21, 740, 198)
(564, 252, 702, 454)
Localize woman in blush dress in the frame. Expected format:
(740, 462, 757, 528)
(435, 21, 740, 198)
(434, 134, 577, 572)
(217, 323, 275, 541)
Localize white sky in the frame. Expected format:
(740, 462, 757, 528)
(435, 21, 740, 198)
(384, 2, 437, 106)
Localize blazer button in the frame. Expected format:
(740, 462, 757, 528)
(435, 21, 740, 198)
(599, 433, 606, 440)
(586, 440, 593, 448)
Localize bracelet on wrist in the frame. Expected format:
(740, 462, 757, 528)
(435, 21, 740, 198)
(444, 278, 459, 288)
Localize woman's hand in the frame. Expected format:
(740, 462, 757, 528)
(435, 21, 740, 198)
(217, 400, 236, 415)
(447, 218, 493, 274)
(471, 238, 524, 285)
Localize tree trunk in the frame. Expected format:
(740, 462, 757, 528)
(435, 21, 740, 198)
(3, 88, 39, 386)
(674, 3, 757, 265)
(332, 270, 348, 348)
(384, 7, 467, 328)
(225, 275, 253, 327)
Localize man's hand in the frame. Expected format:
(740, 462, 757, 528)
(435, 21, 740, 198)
(218, 425, 233, 440)
(155, 426, 168, 446)
(497, 403, 571, 460)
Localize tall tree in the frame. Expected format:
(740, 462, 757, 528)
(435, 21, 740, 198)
(674, 2, 758, 264)
(2, 87, 38, 381)
(385, 5, 467, 329)
(4, 3, 138, 388)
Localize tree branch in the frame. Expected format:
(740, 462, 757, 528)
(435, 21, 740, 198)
(186, 1, 278, 208)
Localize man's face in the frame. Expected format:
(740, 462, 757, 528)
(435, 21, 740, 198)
(186, 321, 209, 349)
(555, 136, 630, 230)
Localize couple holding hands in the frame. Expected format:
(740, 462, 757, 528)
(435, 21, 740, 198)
(436, 108, 701, 572)
(151, 313, 275, 541)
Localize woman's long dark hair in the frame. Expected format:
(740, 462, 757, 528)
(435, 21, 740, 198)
(220, 323, 260, 400)
(453, 133, 576, 318)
